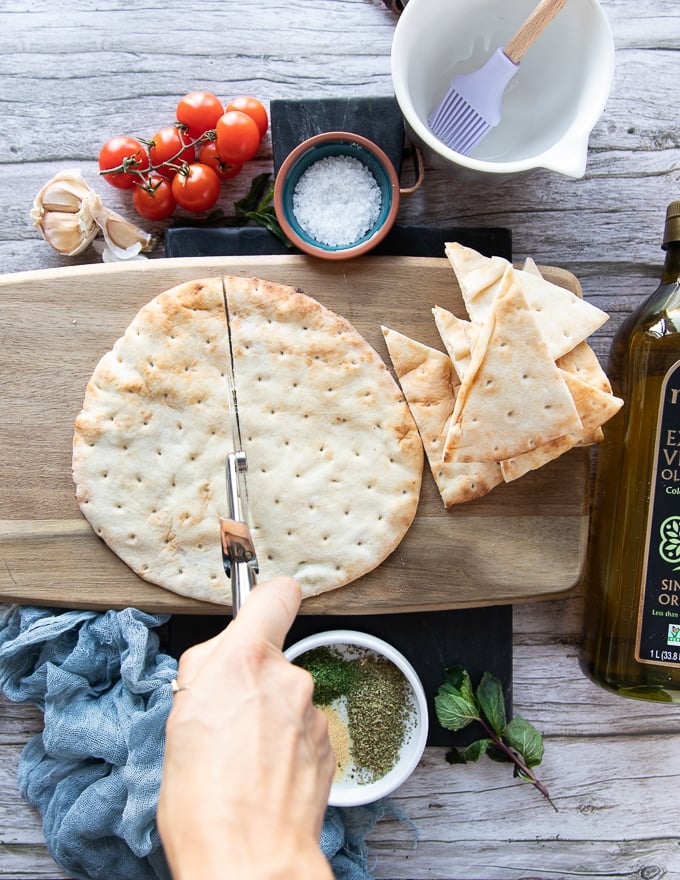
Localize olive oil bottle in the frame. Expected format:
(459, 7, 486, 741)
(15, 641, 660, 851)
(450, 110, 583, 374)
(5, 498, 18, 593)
(581, 200, 680, 702)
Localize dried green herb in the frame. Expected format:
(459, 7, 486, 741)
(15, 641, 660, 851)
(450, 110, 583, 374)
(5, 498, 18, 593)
(435, 664, 555, 809)
(346, 656, 411, 782)
(295, 646, 360, 706)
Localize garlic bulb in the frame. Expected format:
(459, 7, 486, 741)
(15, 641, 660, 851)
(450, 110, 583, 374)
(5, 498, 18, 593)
(31, 169, 154, 260)
(31, 170, 99, 255)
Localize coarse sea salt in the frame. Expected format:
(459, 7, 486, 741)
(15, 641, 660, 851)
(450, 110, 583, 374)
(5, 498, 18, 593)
(292, 154, 383, 248)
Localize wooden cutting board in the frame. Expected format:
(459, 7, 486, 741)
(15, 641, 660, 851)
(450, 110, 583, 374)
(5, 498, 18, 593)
(0, 255, 590, 614)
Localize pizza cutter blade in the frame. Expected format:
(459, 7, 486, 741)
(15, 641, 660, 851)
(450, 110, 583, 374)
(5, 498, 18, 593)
(219, 277, 258, 615)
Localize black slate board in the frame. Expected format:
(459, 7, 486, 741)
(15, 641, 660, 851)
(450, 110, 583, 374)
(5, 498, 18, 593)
(165, 223, 511, 261)
(165, 606, 512, 748)
(270, 96, 406, 177)
(163, 97, 514, 748)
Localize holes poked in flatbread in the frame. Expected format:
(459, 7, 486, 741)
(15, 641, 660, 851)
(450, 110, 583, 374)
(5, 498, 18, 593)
(72, 275, 423, 604)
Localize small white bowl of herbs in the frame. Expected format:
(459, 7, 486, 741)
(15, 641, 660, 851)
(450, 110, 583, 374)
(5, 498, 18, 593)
(285, 629, 428, 807)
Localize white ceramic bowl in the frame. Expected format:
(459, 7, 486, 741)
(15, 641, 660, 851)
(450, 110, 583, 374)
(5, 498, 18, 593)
(284, 630, 428, 807)
(391, 0, 615, 179)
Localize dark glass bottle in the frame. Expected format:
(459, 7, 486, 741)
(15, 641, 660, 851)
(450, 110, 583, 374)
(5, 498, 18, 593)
(581, 200, 680, 702)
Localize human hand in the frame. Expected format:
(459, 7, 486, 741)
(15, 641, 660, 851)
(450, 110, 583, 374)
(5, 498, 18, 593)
(157, 576, 335, 880)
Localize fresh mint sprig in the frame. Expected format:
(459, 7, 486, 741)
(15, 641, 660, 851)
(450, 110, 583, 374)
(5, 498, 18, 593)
(171, 172, 291, 245)
(233, 172, 290, 244)
(435, 664, 556, 809)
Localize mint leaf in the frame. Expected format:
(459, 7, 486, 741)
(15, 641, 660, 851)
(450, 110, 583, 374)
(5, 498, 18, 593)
(462, 738, 491, 763)
(442, 663, 468, 691)
(444, 747, 467, 765)
(434, 688, 480, 731)
(443, 664, 477, 706)
(435, 665, 480, 731)
(476, 671, 506, 736)
(504, 716, 545, 768)
(233, 173, 291, 246)
(485, 742, 513, 764)
(234, 172, 271, 215)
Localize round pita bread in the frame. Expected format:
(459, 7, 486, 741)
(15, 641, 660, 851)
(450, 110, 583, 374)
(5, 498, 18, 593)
(72, 276, 423, 605)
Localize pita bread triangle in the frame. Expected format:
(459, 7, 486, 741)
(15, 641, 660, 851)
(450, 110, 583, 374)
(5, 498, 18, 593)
(557, 343, 613, 395)
(560, 368, 623, 436)
(432, 301, 577, 476)
(381, 326, 503, 506)
(443, 266, 584, 464)
(523, 256, 613, 396)
(500, 370, 623, 481)
(500, 433, 581, 483)
(431, 305, 473, 382)
(445, 242, 608, 360)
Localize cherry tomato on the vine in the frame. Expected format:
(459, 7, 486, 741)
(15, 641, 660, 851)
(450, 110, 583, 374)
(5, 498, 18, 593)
(171, 162, 221, 212)
(225, 96, 268, 139)
(148, 127, 195, 178)
(215, 110, 261, 164)
(132, 175, 177, 220)
(176, 91, 224, 140)
(98, 136, 149, 189)
(197, 141, 243, 181)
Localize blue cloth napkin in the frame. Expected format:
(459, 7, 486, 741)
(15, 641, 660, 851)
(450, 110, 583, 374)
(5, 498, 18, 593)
(0, 605, 398, 880)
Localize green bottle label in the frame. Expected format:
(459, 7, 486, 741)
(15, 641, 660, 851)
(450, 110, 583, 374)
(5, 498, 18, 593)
(636, 358, 680, 666)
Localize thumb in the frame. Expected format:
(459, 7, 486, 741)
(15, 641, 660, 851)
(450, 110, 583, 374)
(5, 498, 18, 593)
(229, 576, 302, 650)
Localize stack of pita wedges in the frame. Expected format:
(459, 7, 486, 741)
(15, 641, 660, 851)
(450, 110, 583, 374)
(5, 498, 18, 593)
(382, 242, 623, 507)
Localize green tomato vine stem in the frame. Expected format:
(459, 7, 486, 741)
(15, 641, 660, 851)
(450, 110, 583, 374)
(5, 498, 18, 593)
(99, 126, 213, 184)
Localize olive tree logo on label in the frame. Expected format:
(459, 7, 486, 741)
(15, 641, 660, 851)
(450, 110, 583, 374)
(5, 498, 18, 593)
(659, 516, 680, 570)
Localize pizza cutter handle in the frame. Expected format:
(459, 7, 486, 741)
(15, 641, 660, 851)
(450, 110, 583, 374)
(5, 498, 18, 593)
(220, 516, 259, 616)
(232, 559, 258, 616)
(221, 451, 259, 616)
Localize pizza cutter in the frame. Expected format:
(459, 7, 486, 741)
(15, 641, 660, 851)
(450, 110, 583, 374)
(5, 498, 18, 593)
(219, 278, 259, 615)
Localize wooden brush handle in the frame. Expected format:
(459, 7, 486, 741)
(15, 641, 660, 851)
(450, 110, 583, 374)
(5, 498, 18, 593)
(503, 0, 570, 64)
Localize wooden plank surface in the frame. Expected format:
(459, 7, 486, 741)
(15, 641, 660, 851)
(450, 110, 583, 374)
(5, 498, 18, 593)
(1, 1, 680, 879)
(0, 256, 589, 614)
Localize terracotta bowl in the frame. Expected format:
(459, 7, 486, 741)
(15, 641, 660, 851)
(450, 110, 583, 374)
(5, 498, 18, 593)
(273, 132, 400, 260)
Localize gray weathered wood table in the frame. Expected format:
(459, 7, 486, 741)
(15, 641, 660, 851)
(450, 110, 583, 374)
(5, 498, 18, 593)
(1, 1, 679, 878)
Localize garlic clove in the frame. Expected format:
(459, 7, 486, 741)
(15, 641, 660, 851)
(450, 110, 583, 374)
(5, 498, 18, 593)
(86, 193, 154, 258)
(101, 245, 148, 263)
(32, 169, 94, 215)
(101, 211, 154, 253)
(37, 209, 99, 256)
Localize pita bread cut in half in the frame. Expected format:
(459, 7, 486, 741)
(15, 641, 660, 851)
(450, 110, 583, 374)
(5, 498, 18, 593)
(382, 326, 502, 506)
(72, 276, 423, 605)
